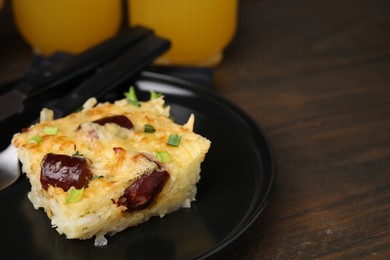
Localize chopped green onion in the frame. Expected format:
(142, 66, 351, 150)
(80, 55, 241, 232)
(28, 134, 42, 144)
(72, 151, 83, 158)
(44, 126, 58, 135)
(167, 134, 181, 147)
(124, 86, 140, 106)
(149, 90, 162, 100)
(156, 151, 171, 163)
(66, 188, 84, 203)
(144, 124, 156, 133)
(168, 115, 175, 122)
(92, 175, 104, 180)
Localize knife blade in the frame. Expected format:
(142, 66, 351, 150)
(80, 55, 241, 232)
(0, 26, 153, 122)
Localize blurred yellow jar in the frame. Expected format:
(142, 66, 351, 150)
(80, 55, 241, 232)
(12, 0, 122, 56)
(128, 0, 238, 67)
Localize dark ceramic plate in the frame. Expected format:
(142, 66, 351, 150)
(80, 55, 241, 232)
(0, 72, 275, 260)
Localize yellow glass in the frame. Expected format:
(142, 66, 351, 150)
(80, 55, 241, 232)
(12, 0, 122, 56)
(128, 0, 238, 67)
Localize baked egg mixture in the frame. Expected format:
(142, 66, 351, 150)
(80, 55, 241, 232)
(12, 88, 211, 246)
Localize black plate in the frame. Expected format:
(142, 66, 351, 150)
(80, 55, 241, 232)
(0, 72, 275, 260)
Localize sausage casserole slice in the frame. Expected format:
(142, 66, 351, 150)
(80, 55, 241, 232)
(12, 90, 211, 246)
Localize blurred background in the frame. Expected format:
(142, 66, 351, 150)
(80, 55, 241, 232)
(0, 0, 238, 86)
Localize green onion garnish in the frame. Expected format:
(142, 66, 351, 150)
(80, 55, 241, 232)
(28, 135, 42, 144)
(43, 126, 58, 135)
(124, 86, 140, 107)
(167, 134, 181, 147)
(149, 90, 162, 100)
(92, 175, 104, 180)
(72, 151, 83, 158)
(144, 124, 156, 133)
(156, 151, 171, 163)
(66, 188, 84, 203)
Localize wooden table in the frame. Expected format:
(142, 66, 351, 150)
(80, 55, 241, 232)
(216, 0, 390, 258)
(1, 0, 389, 259)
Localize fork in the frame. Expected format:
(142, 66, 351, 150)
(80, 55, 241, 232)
(0, 144, 20, 191)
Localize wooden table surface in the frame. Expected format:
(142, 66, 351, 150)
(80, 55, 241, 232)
(216, 0, 390, 259)
(1, 0, 390, 259)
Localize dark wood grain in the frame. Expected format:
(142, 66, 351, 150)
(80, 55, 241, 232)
(1, 0, 390, 259)
(215, 0, 390, 259)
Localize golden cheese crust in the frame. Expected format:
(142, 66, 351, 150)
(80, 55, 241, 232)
(12, 96, 210, 246)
